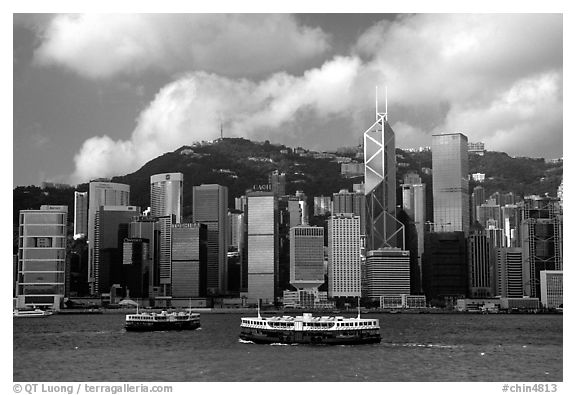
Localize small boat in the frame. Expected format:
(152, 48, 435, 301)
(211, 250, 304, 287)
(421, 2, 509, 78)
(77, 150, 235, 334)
(125, 303, 200, 332)
(13, 308, 53, 318)
(239, 302, 381, 345)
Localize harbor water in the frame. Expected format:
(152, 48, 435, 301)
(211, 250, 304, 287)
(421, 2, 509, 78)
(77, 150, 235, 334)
(13, 312, 562, 382)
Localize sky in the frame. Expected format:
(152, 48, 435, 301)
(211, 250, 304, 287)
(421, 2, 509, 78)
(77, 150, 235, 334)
(12, 12, 564, 187)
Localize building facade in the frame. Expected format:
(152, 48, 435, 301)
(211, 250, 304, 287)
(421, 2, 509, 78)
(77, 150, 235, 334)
(17, 205, 68, 310)
(432, 133, 470, 234)
(363, 99, 401, 250)
(328, 213, 361, 297)
(171, 223, 207, 298)
(150, 173, 183, 223)
(289, 225, 325, 290)
(364, 248, 410, 299)
(73, 191, 88, 237)
(93, 205, 140, 295)
(88, 182, 130, 294)
(467, 230, 491, 298)
(193, 184, 229, 295)
(247, 191, 279, 303)
(539, 270, 563, 309)
(495, 247, 523, 298)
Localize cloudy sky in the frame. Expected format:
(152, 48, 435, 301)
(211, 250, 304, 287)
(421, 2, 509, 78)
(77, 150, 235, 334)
(13, 13, 563, 187)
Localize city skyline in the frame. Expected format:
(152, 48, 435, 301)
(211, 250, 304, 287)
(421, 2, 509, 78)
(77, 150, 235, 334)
(13, 13, 563, 187)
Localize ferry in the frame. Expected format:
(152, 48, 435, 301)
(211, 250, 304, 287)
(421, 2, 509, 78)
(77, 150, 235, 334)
(125, 309, 200, 332)
(240, 307, 381, 345)
(13, 308, 53, 318)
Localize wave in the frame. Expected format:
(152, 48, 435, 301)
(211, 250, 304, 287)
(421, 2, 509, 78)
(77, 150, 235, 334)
(238, 338, 254, 344)
(388, 342, 460, 349)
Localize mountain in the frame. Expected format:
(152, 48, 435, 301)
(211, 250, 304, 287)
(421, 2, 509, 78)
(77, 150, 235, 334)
(13, 138, 563, 226)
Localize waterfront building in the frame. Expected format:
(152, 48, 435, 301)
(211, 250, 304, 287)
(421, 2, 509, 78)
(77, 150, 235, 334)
(313, 196, 332, 216)
(328, 213, 361, 297)
(129, 217, 159, 297)
(519, 196, 562, 299)
(495, 247, 523, 298)
(289, 225, 325, 290)
(422, 231, 467, 306)
(193, 184, 229, 295)
(363, 93, 402, 250)
(122, 238, 150, 298)
(247, 191, 278, 303)
(432, 133, 470, 234)
(539, 270, 563, 309)
(150, 173, 183, 223)
(93, 205, 140, 295)
(283, 289, 332, 309)
(73, 191, 88, 238)
(467, 229, 491, 298)
(17, 205, 68, 310)
(401, 173, 426, 292)
(156, 215, 174, 297)
(171, 223, 207, 298)
(364, 248, 410, 299)
(87, 181, 130, 294)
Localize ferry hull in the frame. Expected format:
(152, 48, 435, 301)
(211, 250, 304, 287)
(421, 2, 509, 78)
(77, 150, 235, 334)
(125, 320, 200, 332)
(239, 329, 381, 345)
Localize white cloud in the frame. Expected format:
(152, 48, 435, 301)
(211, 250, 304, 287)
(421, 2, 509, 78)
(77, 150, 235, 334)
(69, 14, 563, 182)
(34, 14, 330, 79)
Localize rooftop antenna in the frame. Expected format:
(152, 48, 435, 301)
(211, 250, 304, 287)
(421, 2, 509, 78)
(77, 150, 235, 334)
(375, 85, 388, 122)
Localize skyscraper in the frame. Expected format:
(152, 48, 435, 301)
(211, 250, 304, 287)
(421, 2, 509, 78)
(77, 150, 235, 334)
(88, 182, 130, 294)
(171, 223, 207, 298)
(521, 206, 562, 299)
(289, 225, 324, 290)
(93, 205, 140, 295)
(129, 217, 159, 298)
(74, 191, 88, 237)
(193, 184, 229, 295)
(422, 231, 468, 305)
(401, 173, 426, 292)
(17, 205, 68, 310)
(150, 173, 183, 223)
(247, 191, 278, 303)
(467, 229, 491, 298)
(432, 133, 470, 234)
(364, 248, 411, 299)
(495, 247, 523, 298)
(328, 213, 361, 298)
(332, 189, 366, 232)
(363, 93, 402, 250)
(156, 215, 174, 297)
(471, 186, 486, 226)
(122, 238, 150, 298)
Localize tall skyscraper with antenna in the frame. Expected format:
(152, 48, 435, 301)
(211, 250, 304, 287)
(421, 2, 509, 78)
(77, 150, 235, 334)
(363, 88, 404, 251)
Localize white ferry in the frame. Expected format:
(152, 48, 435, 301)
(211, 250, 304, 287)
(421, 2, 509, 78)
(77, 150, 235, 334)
(240, 309, 381, 345)
(13, 308, 53, 318)
(125, 310, 200, 332)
